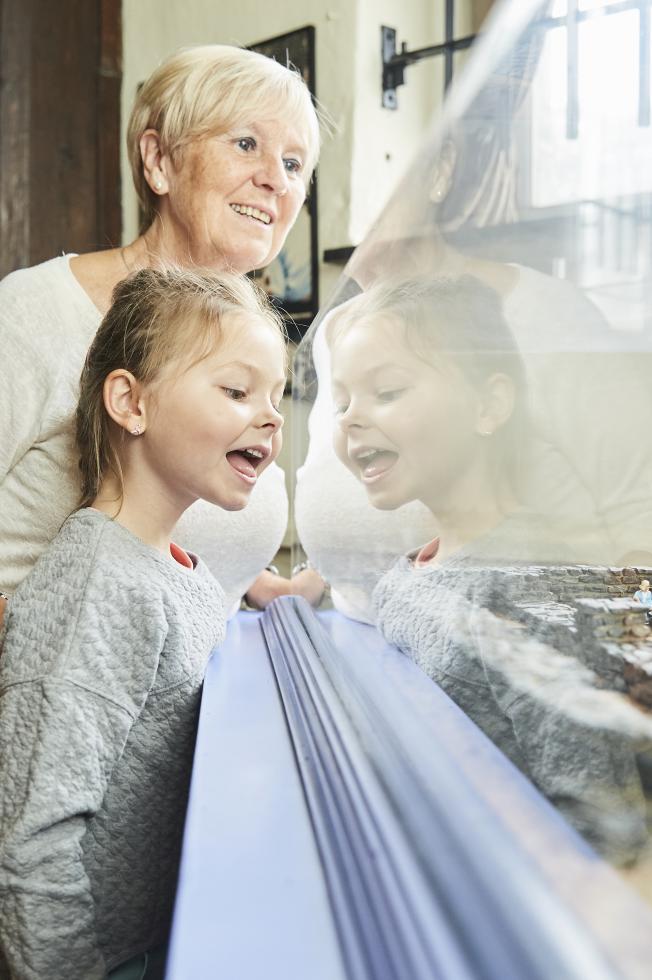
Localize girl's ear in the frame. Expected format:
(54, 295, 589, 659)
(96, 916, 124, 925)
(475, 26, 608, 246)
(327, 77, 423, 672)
(103, 370, 147, 436)
(476, 373, 515, 436)
(139, 129, 170, 197)
(429, 138, 457, 204)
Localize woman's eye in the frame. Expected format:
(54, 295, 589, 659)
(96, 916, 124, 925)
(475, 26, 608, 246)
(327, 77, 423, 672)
(377, 388, 407, 403)
(283, 157, 302, 174)
(236, 137, 256, 152)
(223, 387, 246, 400)
(333, 403, 349, 417)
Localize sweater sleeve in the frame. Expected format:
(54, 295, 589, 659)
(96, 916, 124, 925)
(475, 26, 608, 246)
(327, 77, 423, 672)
(0, 680, 138, 979)
(0, 273, 55, 484)
(0, 528, 169, 979)
(485, 668, 649, 865)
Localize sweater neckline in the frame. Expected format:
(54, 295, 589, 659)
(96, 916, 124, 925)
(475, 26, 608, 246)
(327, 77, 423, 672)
(59, 253, 105, 320)
(74, 508, 201, 578)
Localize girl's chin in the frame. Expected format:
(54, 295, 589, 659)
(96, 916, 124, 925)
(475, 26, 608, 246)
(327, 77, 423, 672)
(203, 489, 253, 512)
(364, 486, 414, 512)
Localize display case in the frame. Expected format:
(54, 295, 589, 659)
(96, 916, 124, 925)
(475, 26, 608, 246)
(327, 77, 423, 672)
(169, 3, 652, 976)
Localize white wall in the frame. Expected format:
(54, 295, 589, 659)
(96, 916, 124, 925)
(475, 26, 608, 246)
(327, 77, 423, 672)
(348, 0, 441, 246)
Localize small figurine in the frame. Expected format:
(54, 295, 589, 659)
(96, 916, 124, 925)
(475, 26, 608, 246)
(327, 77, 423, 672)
(633, 578, 652, 624)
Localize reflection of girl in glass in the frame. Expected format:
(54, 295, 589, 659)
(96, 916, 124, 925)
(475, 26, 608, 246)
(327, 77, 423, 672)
(329, 274, 649, 866)
(330, 275, 526, 561)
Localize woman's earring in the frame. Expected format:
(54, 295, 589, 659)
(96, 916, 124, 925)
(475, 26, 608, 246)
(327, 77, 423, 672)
(154, 178, 163, 191)
(131, 424, 144, 436)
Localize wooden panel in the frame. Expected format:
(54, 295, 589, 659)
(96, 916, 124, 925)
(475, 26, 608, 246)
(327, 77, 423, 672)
(0, 1, 32, 277)
(97, 0, 122, 248)
(0, 0, 122, 276)
(30, 0, 102, 262)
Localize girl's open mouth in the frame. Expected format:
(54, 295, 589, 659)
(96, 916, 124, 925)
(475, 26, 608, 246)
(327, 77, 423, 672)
(226, 446, 270, 484)
(352, 447, 398, 482)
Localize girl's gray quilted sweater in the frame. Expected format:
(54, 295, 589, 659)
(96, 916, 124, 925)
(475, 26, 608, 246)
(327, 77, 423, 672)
(374, 539, 649, 866)
(0, 509, 225, 979)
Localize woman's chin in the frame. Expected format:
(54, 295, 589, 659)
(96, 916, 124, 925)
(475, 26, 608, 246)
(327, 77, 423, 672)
(226, 236, 280, 275)
(190, 241, 274, 276)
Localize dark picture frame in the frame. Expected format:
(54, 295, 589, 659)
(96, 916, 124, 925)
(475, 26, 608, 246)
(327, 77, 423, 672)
(249, 26, 319, 341)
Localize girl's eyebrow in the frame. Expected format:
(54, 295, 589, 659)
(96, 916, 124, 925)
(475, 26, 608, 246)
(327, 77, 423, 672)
(362, 363, 411, 380)
(331, 364, 411, 389)
(215, 360, 254, 374)
(214, 360, 286, 388)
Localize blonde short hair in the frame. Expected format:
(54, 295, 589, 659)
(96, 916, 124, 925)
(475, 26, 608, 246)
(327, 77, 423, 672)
(128, 44, 321, 225)
(76, 267, 286, 509)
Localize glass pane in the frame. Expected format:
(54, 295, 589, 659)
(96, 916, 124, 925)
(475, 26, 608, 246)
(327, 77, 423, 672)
(453, 46, 473, 77)
(455, 2, 475, 38)
(458, 1, 494, 36)
(293, 0, 652, 957)
(531, 11, 648, 207)
(579, 0, 626, 10)
(431, 5, 446, 47)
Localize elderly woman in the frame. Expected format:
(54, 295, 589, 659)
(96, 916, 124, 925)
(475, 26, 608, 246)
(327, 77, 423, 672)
(0, 44, 323, 621)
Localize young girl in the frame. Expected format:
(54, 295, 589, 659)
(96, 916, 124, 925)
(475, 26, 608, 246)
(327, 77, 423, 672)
(0, 268, 286, 979)
(328, 275, 650, 865)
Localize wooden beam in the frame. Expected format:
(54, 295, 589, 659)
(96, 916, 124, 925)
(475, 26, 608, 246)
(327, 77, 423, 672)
(0, 0, 32, 276)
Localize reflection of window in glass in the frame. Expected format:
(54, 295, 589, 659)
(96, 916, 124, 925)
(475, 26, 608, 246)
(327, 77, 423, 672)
(427, 0, 478, 90)
(530, 3, 652, 207)
(579, 0, 626, 9)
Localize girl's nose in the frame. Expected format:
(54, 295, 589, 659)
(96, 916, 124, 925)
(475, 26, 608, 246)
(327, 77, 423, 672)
(339, 402, 367, 430)
(261, 403, 284, 430)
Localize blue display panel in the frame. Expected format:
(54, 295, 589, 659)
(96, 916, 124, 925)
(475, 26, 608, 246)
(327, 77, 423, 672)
(169, 602, 652, 978)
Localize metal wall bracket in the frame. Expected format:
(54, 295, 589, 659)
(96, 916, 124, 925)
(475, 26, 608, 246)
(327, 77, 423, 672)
(381, 22, 476, 110)
(381, 26, 402, 110)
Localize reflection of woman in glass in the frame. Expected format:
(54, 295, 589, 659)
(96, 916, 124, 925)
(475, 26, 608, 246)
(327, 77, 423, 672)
(329, 274, 650, 866)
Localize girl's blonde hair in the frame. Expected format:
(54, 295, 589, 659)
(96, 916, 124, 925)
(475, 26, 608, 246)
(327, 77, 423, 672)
(128, 44, 321, 225)
(76, 267, 285, 509)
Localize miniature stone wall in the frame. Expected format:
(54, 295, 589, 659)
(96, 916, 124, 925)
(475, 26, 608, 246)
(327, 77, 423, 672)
(572, 598, 651, 690)
(428, 561, 652, 708)
(489, 565, 652, 604)
(465, 565, 652, 704)
(574, 598, 650, 641)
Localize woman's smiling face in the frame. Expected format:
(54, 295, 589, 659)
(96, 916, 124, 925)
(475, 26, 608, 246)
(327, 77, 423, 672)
(160, 116, 309, 273)
(331, 315, 484, 513)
